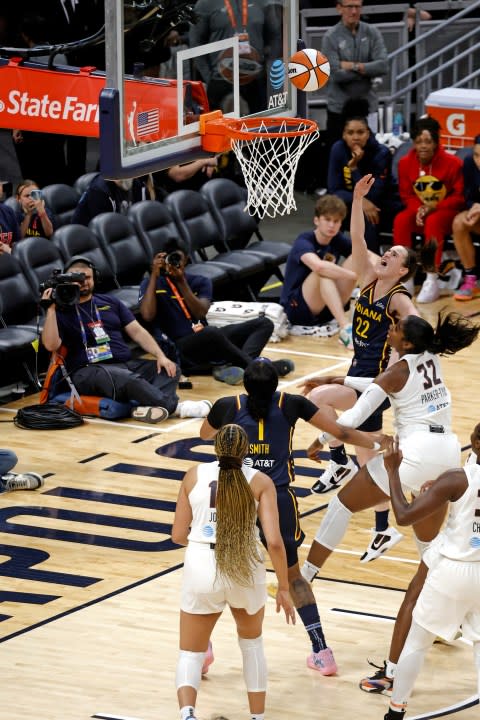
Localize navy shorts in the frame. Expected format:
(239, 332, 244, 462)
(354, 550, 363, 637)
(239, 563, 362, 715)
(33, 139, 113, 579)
(258, 485, 304, 568)
(354, 390, 390, 432)
(283, 288, 334, 327)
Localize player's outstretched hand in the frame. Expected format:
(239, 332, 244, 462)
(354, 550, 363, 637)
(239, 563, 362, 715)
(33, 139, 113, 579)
(276, 589, 296, 624)
(383, 436, 402, 474)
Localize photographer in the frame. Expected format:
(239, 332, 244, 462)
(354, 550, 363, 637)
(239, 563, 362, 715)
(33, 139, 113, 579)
(139, 243, 294, 386)
(41, 257, 212, 422)
(15, 180, 56, 239)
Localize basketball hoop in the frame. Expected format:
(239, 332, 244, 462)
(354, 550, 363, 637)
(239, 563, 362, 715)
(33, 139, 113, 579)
(200, 111, 319, 219)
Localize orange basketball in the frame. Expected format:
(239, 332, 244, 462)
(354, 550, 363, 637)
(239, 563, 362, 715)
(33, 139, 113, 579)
(288, 49, 330, 92)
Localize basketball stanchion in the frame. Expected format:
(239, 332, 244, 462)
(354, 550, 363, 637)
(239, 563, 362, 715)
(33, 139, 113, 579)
(199, 110, 319, 219)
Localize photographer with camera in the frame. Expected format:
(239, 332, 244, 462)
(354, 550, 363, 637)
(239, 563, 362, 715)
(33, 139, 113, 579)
(139, 244, 294, 386)
(15, 180, 56, 239)
(41, 257, 212, 423)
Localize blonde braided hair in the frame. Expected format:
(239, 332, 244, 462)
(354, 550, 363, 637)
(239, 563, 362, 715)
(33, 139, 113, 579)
(214, 424, 262, 587)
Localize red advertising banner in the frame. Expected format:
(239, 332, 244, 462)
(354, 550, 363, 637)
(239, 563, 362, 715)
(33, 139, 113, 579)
(0, 58, 208, 142)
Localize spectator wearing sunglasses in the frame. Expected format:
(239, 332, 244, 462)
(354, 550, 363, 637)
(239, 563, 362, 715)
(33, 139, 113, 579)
(393, 116, 464, 303)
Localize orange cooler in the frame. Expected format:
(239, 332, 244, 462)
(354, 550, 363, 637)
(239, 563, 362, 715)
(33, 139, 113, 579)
(425, 88, 480, 150)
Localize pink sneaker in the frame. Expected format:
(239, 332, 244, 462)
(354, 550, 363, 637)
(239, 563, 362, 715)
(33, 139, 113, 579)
(307, 647, 338, 675)
(202, 641, 214, 674)
(454, 274, 480, 301)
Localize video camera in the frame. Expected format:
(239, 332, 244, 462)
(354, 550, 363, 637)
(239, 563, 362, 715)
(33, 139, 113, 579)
(39, 269, 85, 308)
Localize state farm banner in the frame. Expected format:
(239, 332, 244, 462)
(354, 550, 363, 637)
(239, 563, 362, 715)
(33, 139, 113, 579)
(0, 58, 208, 141)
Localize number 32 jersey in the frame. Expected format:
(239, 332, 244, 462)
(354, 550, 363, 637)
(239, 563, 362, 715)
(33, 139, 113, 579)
(349, 279, 410, 378)
(390, 351, 452, 438)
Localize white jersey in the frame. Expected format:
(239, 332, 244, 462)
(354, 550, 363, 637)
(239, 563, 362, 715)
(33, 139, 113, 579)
(436, 463, 480, 562)
(390, 351, 452, 438)
(187, 460, 259, 545)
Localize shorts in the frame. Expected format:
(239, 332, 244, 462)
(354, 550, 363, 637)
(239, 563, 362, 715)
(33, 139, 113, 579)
(366, 430, 460, 496)
(413, 545, 480, 642)
(283, 288, 334, 327)
(181, 541, 266, 615)
(354, 389, 390, 432)
(258, 485, 305, 568)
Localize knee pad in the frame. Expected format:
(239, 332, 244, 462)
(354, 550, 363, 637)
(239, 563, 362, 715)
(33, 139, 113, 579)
(238, 635, 267, 692)
(314, 494, 352, 551)
(175, 650, 205, 691)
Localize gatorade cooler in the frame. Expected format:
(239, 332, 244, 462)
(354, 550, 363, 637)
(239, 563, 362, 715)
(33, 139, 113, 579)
(425, 88, 480, 150)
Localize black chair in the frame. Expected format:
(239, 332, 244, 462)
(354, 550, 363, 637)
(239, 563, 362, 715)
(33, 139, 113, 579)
(3, 197, 20, 213)
(88, 213, 151, 312)
(127, 200, 231, 292)
(73, 172, 98, 196)
(13, 236, 64, 295)
(455, 146, 472, 161)
(200, 178, 291, 282)
(41, 184, 80, 227)
(392, 140, 413, 183)
(52, 223, 139, 311)
(165, 190, 268, 300)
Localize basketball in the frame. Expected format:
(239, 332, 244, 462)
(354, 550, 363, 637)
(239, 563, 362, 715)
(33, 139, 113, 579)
(288, 49, 330, 92)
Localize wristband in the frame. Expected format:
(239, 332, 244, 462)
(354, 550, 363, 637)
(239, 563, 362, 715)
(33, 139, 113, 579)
(372, 441, 380, 451)
(318, 431, 335, 445)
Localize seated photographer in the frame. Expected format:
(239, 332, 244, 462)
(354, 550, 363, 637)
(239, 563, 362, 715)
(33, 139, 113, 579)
(40, 257, 211, 422)
(139, 243, 294, 386)
(15, 179, 56, 239)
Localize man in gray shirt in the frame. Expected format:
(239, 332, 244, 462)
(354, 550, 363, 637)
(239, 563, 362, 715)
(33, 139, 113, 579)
(322, 1, 388, 149)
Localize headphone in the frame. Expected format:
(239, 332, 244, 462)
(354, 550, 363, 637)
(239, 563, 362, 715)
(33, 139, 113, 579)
(64, 255, 101, 285)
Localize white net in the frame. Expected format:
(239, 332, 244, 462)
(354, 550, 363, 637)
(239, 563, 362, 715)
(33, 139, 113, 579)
(230, 119, 319, 219)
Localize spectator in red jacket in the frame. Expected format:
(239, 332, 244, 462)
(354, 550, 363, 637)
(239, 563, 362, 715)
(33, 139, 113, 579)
(393, 116, 464, 303)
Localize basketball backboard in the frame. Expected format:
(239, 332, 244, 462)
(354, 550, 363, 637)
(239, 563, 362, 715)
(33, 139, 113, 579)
(100, 0, 299, 179)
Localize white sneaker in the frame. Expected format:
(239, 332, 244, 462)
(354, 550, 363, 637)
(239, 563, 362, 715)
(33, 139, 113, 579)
(416, 275, 440, 303)
(0, 472, 44, 492)
(175, 400, 212, 418)
(311, 457, 358, 494)
(359, 526, 404, 563)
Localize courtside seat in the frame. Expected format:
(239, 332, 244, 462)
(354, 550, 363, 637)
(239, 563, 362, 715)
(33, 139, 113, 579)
(41, 183, 80, 227)
(73, 172, 98, 196)
(127, 200, 231, 292)
(13, 236, 64, 295)
(200, 178, 291, 281)
(165, 189, 268, 300)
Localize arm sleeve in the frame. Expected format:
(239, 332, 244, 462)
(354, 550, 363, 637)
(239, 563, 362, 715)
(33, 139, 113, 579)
(344, 376, 374, 392)
(206, 396, 237, 429)
(337, 382, 388, 428)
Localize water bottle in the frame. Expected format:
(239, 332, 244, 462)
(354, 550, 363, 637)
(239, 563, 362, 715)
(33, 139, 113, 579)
(392, 110, 404, 137)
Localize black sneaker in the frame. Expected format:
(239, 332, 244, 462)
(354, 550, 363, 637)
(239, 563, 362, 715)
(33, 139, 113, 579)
(311, 457, 358, 494)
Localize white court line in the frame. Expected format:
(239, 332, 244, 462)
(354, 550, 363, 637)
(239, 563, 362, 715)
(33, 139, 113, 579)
(300, 543, 420, 566)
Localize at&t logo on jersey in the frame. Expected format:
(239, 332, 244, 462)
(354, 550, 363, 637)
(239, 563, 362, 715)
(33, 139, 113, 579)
(202, 524, 215, 538)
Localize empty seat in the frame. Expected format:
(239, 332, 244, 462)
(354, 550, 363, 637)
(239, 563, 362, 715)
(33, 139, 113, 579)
(41, 183, 80, 227)
(165, 190, 268, 300)
(127, 200, 230, 291)
(201, 178, 291, 281)
(13, 236, 64, 295)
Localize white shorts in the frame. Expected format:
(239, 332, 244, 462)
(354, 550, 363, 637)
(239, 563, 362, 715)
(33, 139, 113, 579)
(413, 544, 480, 643)
(366, 430, 461, 497)
(180, 541, 267, 615)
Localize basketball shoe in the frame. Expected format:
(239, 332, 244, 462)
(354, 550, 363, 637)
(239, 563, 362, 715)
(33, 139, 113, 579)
(311, 457, 358, 494)
(0, 472, 44, 493)
(360, 526, 404, 563)
(307, 647, 337, 675)
(359, 660, 393, 696)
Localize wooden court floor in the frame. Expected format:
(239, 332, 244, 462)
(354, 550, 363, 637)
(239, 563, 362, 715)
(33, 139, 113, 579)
(1, 294, 479, 720)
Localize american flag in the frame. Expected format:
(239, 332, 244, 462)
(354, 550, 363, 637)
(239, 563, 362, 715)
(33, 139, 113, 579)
(137, 108, 160, 138)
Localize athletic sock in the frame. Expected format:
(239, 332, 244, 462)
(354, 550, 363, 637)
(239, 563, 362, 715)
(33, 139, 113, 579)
(251, 714, 265, 720)
(330, 444, 348, 465)
(180, 706, 196, 720)
(296, 603, 326, 652)
(375, 509, 389, 532)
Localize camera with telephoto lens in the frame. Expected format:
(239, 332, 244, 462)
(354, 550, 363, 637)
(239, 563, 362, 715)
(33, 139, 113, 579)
(166, 251, 183, 268)
(39, 269, 86, 308)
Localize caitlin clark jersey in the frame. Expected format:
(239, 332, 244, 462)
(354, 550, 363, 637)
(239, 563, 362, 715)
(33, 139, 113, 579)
(389, 351, 452, 438)
(349, 279, 410, 378)
(437, 463, 480, 562)
(187, 460, 259, 545)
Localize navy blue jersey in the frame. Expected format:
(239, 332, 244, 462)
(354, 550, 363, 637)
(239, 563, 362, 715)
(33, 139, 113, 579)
(280, 230, 352, 307)
(349, 279, 410, 378)
(138, 271, 212, 341)
(207, 392, 318, 487)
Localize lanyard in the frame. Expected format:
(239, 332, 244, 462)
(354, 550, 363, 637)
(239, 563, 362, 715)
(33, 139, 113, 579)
(165, 276, 194, 321)
(75, 299, 103, 347)
(223, 0, 248, 32)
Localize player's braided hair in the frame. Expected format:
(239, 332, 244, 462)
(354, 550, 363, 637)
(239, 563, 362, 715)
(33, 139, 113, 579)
(244, 358, 278, 421)
(403, 311, 480, 356)
(214, 424, 262, 587)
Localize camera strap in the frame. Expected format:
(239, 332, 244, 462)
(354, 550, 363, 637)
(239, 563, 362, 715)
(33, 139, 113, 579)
(165, 277, 204, 332)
